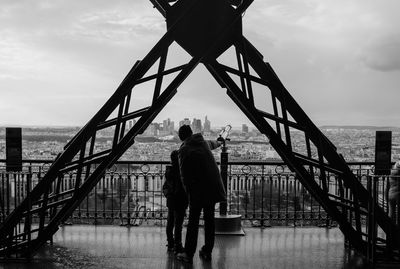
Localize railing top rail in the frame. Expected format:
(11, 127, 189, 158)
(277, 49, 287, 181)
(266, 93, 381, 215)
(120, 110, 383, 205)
(0, 159, 379, 166)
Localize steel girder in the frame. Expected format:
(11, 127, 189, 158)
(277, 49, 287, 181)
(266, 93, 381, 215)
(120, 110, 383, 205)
(206, 36, 400, 253)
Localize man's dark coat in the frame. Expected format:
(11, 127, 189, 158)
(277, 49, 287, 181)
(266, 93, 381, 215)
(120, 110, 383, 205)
(178, 133, 226, 206)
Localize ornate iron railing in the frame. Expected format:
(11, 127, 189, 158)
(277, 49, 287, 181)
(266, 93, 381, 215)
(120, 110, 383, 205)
(0, 159, 389, 228)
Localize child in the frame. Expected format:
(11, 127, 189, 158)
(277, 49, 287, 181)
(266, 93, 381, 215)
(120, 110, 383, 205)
(163, 150, 188, 254)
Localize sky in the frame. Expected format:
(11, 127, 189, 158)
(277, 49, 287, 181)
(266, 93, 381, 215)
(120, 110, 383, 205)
(1, 0, 400, 128)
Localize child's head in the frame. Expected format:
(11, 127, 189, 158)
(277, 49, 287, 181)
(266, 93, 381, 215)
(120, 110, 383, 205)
(170, 150, 179, 166)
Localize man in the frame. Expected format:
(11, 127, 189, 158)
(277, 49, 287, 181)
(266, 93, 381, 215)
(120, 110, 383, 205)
(176, 125, 226, 264)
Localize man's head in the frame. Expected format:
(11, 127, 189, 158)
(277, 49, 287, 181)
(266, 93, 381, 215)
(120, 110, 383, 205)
(178, 125, 192, 141)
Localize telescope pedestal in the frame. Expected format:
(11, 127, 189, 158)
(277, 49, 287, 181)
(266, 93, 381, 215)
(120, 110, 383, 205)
(215, 214, 245, 236)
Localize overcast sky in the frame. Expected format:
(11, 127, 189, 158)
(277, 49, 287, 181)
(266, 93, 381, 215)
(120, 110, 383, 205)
(1, 0, 400, 128)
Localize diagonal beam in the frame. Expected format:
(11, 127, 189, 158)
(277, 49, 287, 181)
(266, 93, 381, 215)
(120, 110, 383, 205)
(205, 59, 367, 252)
(153, 49, 168, 104)
(28, 52, 211, 255)
(218, 63, 269, 87)
(256, 109, 305, 131)
(239, 36, 400, 242)
(149, 0, 171, 18)
(0, 19, 177, 241)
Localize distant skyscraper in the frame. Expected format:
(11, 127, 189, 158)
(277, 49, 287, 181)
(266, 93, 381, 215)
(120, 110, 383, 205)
(179, 118, 191, 128)
(192, 118, 202, 133)
(169, 121, 175, 134)
(153, 122, 160, 132)
(204, 116, 211, 133)
(163, 119, 170, 132)
(161, 118, 174, 135)
(242, 124, 249, 133)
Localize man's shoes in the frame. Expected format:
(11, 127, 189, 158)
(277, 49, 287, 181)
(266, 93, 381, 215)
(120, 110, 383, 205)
(176, 252, 193, 264)
(199, 248, 212, 261)
(174, 244, 184, 255)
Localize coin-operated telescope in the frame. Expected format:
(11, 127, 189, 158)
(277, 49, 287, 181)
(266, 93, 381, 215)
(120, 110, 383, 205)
(215, 124, 245, 235)
(217, 124, 232, 150)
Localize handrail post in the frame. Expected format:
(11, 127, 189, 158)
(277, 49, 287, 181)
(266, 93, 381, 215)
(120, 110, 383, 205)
(220, 145, 228, 216)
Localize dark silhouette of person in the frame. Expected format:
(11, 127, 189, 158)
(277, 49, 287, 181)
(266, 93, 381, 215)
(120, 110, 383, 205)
(176, 125, 226, 264)
(163, 150, 188, 254)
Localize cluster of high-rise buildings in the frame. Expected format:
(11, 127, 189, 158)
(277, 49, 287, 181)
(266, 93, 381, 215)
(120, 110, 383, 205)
(126, 118, 174, 137)
(134, 116, 213, 137)
(178, 116, 211, 134)
(131, 116, 249, 137)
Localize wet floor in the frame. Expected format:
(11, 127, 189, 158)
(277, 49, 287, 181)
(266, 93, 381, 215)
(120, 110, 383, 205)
(0, 225, 368, 269)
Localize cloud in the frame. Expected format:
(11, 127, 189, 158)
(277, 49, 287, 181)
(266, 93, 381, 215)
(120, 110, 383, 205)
(359, 34, 400, 72)
(0, 0, 164, 77)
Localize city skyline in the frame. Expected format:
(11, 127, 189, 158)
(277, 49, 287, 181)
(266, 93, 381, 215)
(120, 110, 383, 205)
(112, 116, 252, 136)
(2, 124, 399, 163)
(1, 1, 400, 128)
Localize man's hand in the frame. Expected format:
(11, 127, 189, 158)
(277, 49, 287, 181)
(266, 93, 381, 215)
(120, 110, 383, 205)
(216, 140, 223, 147)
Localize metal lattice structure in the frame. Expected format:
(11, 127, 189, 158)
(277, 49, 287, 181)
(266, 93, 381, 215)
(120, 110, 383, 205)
(1, 0, 399, 259)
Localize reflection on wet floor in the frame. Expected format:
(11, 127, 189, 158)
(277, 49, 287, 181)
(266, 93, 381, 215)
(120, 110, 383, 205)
(0, 225, 368, 269)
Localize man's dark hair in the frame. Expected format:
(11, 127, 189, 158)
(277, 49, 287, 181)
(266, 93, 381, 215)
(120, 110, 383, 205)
(178, 125, 192, 141)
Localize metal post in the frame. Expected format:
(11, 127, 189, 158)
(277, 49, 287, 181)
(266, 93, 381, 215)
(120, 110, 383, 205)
(215, 126, 244, 235)
(218, 125, 231, 215)
(220, 144, 228, 215)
